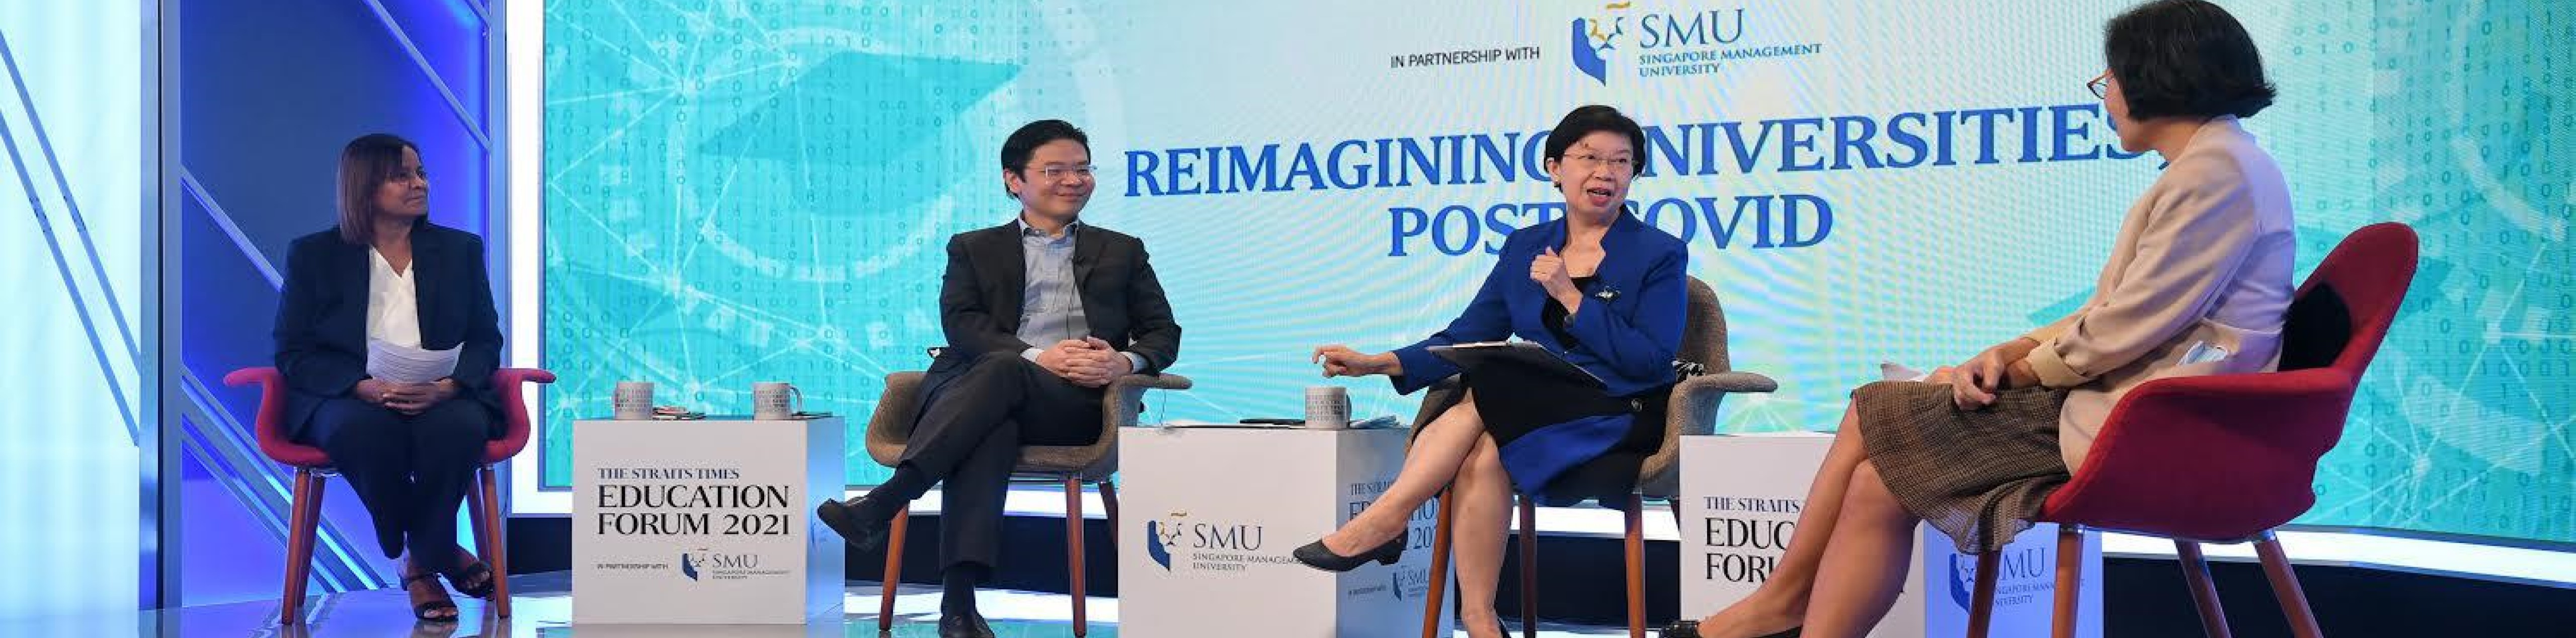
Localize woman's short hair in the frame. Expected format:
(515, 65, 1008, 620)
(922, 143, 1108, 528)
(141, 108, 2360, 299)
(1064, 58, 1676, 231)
(1544, 105, 1648, 175)
(337, 133, 417, 245)
(2104, 0, 2276, 120)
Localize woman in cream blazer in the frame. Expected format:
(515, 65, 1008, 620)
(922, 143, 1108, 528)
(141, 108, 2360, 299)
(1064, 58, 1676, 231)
(1666, 2, 2296, 637)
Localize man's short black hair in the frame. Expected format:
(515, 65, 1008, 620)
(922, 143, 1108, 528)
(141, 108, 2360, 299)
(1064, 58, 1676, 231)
(1544, 105, 1648, 175)
(2104, 0, 2277, 120)
(1001, 119, 1090, 173)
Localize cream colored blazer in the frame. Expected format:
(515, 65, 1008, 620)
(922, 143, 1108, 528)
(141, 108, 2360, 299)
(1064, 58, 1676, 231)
(2024, 116, 2298, 471)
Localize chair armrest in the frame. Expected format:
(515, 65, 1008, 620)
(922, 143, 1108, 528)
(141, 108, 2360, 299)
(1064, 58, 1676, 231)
(865, 372, 929, 468)
(1072, 373, 1193, 480)
(492, 368, 558, 387)
(222, 366, 282, 388)
(223, 367, 290, 451)
(1109, 372, 1194, 394)
(1640, 370, 1776, 496)
(484, 368, 557, 461)
(2043, 368, 2357, 538)
(1102, 373, 1191, 429)
(1679, 371, 1780, 393)
(1668, 371, 1777, 436)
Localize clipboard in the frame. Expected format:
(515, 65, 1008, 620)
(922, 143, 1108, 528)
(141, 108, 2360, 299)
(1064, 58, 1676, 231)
(1427, 341, 1606, 388)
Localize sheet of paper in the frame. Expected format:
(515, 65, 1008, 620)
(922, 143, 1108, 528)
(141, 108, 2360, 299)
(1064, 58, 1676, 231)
(367, 339, 461, 383)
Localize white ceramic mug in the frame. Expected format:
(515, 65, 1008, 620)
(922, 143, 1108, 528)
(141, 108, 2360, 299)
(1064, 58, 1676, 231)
(752, 381, 803, 420)
(612, 381, 655, 420)
(1304, 386, 1351, 430)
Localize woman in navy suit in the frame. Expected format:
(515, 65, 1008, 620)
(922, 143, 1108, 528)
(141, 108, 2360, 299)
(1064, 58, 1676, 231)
(272, 133, 505, 622)
(1300, 106, 1689, 638)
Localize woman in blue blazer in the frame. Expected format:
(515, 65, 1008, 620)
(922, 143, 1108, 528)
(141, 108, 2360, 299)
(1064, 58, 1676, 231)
(1299, 106, 1690, 637)
(271, 133, 504, 622)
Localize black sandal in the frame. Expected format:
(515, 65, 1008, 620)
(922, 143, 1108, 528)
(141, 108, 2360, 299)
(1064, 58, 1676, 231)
(401, 573, 459, 622)
(444, 561, 496, 600)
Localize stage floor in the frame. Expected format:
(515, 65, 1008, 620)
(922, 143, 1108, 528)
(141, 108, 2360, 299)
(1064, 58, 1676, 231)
(6, 573, 1634, 636)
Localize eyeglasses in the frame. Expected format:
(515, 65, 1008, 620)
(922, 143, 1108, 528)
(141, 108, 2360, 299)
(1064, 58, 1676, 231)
(2087, 72, 2111, 100)
(1033, 165, 1096, 182)
(1564, 153, 1635, 173)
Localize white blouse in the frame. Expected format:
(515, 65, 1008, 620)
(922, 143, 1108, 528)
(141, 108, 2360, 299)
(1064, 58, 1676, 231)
(366, 247, 422, 348)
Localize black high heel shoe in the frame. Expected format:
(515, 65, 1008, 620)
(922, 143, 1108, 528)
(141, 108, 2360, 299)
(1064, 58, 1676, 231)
(1464, 616, 1511, 638)
(1291, 530, 1408, 572)
(1659, 620, 1804, 638)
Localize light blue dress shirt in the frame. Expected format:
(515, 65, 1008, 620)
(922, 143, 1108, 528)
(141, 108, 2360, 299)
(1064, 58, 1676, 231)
(1013, 219, 1147, 374)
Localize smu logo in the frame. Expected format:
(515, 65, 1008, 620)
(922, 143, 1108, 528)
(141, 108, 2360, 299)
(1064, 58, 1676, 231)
(1142, 511, 1272, 573)
(1392, 565, 1435, 601)
(1570, 3, 1794, 84)
(1144, 512, 1187, 571)
(1636, 8, 1747, 50)
(1946, 553, 1976, 609)
(1947, 546, 2052, 610)
(1568, 3, 1632, 84)
(679, 548, 761, 581)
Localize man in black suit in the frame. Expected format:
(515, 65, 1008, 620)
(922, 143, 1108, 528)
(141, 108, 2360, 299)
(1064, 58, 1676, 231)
(817, 119, 1181, 637)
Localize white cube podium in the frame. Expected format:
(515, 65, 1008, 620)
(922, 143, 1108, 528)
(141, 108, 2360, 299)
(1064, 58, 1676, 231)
(1118, 426, 1453, 637)
(1678, 433, 2102, 637)
(572, 417, 847, 625)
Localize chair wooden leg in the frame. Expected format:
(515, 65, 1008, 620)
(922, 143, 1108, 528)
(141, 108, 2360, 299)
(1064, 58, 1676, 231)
(2254, 534, 2323, 638)
(1098, 480, 1121, 548)
(877, 506, 910, 634)
(279, 468, 321, 624)
(478, 466, 512, 617)
(1419, 487, 1456, 638)
(1966, 550, 2000, 638)
(462, 474, 487, 618)
(1623, 493, 1646, 638)
(467, 473, 489, 556)
(2175, 541, 2233, 638)
(1066, 476, 1089, 637)
(1517, 494, 1539, 638)
(2052, 526, 2082, 638)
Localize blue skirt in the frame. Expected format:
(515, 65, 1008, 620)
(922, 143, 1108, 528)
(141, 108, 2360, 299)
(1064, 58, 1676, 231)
(1461, 363, 1671, 507)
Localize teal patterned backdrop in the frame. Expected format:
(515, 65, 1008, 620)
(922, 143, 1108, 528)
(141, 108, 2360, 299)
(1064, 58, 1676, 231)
(542, 0, 2573, 544)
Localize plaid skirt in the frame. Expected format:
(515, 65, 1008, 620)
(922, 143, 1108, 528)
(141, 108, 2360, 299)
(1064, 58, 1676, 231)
(1852, 381, 2072, 553)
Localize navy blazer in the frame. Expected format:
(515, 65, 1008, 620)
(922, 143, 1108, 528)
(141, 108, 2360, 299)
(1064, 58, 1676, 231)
(916, 220, 1185, 420)
(930, 221, 1183, 374)
(272, 220, 505, 440)
(1391, 213, 1689, 397)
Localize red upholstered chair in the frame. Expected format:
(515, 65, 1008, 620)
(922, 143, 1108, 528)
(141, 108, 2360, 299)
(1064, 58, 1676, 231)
(1964, 223, 2420, 638)
(224, 366, 556, 623)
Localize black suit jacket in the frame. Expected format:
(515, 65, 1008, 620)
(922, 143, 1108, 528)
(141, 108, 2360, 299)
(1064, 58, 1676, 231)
(919, 220, 1183, 408)
(272, 220, 505, 440)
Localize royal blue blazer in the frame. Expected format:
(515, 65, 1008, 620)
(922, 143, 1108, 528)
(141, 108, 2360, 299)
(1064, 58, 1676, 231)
(1390, 212, 1689, 398)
